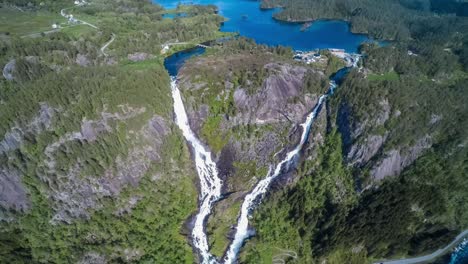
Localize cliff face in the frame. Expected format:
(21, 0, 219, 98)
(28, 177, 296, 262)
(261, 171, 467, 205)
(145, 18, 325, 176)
(232, 63, 313, 125)
(177, 49, 332, 257)
(179, 53, 329, 189)
(0, 102, 172, 223)
(336, 97, 433, 183)
(0, 48, 198, 262)
(176, 44, 468, 261)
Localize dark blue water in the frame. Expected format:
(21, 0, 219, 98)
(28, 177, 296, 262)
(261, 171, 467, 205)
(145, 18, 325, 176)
(154, 0, 371, 53)
(450, 239, 468, 264)
(164, 46, 206, 76)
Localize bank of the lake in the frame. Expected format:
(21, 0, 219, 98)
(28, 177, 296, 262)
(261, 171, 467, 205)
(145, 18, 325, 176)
(155, 0, 372, 53)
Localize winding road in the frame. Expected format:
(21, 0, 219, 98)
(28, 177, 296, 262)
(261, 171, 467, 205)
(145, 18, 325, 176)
(374, 230, 468, 264)
(100, 33, 116, 56)
(60, 5, 114, 56)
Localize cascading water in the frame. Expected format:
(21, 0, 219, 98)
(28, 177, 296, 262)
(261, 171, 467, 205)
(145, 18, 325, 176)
(171, 78, 223, 264)
(223, 80, 338, 264)
(168, 46, 359, 263)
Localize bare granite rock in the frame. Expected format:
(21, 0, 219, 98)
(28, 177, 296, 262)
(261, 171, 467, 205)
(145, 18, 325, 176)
(347, 134, 387, 166)
(0, 103, 55, 155)
(371, 135, 432, 180)
(114, 195, 142, 216)
(127, 52, 154, 62)
(79, 252, 106, 264)
(233, 63, 313, 125)
(76, 54, 91, 66)
(0, 168, 30, 216)
(2, 59, 15, 81)
(43, 111, 170, 224)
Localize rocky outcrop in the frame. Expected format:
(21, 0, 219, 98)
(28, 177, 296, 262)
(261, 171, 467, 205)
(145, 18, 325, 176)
(0, 103, 55, 155)
(0, 103, 55, 220)
(79, 105, 147, 142)
(2, 59, 15, 81)
(370, 135, 432, 180)
(48, 147, 154, 223)
(347, 134, 387, 167)
(0, 99, 172, 223)
(0, 168, 30, 221)
(114, 195, 142, 216)
(180, 58, 329, 192)
(76, 54, 91, 67)
(127, 52, 155, 62)
(43, 111, 170, 224)
(232, 63, 315, 125)
(79, 252, 106, 264)
(336, 90, 436, 184)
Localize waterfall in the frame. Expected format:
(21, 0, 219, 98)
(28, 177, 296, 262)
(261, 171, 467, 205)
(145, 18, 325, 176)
(169, 50, 359, 263)
(171, 78, 223, 264)
(223, 80, 338, 264)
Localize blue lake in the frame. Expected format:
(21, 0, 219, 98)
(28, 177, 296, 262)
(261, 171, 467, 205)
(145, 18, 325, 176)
(154, 0, 371, 53)
(164, 47, 206, 76)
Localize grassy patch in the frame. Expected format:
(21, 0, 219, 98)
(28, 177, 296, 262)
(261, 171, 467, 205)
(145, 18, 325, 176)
(60, 24, 95, 37)
(121, 58, 165, 71)
(208, 199, 242, 258)
(368, 71, 400, 81)
(325, 247, 369, 264)
(0, 8, 65, 36)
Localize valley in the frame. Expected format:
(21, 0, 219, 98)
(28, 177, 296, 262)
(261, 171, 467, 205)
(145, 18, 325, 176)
(1, 0, 467, 263)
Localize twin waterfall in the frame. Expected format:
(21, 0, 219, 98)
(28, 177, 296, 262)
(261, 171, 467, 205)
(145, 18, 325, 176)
(171, 57, 350, 263)
(171, 79, 222, 264)
(223, 81, 337, 263)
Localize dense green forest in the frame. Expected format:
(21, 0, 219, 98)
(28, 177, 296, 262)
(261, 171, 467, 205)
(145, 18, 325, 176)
(1, 0, 467, 263)
(242, 129, 468, 263)
(0, 0, 227, 262)
(228, 1, 468, 263)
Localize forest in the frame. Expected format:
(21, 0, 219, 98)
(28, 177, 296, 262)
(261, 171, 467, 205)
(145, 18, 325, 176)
(235, 0, 468, 263)
(0, 0, 227, 262)
(1, 0, 467, 263)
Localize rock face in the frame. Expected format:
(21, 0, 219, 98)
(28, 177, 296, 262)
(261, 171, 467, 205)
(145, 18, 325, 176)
(76, 54, 91, 66)
(127, 52, 155, 62)
(0, 168, 30, 221)
(0, 103, 56, 220)
(0, 103, 55, 155)
(370, 135, 432, 180)
(0, 101, 171, 223)
(43, 110, 170, 224)
(232, 63, 315, 125)
(79, 252, 106, 264)
(2, 59, 16, 81)
(347, 134, 387, 167)
(337, 95, 432, 184)
(180, 57, 329, 192)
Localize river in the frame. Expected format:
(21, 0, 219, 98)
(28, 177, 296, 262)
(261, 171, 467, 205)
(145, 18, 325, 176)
(159, 0, 465, 263)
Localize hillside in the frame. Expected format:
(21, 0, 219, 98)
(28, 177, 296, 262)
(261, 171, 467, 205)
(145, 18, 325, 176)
(0, 0, 225, 262)
(1, 0, 467, 263)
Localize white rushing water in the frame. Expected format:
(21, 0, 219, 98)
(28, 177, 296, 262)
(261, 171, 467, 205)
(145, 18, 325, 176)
(223, 80, 338, 264)
(171, 78, 223, 264)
